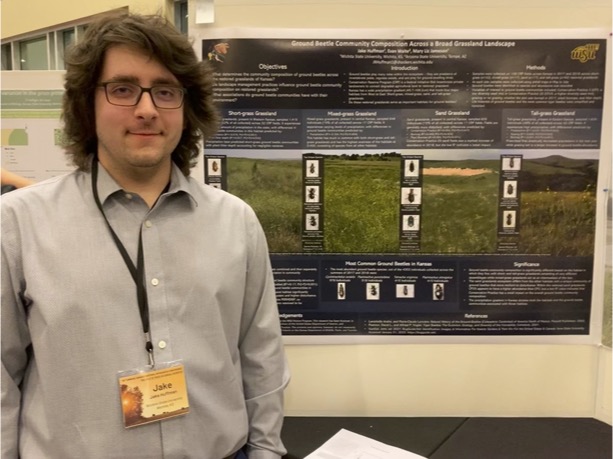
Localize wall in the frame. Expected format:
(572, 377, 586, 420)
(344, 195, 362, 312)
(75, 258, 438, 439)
(2, 0, 611, 423)
(194, 0, 612, 29)
(596, 346, 612, 424)
(1, 0, 173, 38)
(4, 0, 612, 38)
(284, 344, 601, 417)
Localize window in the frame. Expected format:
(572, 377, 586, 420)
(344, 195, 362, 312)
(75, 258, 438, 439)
(62, 28, 76, 48)
(57, 28, 76, 70)
(175, 0, 188, 35)
(18, 36, 48, 70)
(2, 17, 94, 71)
(1, 43, 12, 70)
(48, 32, 56, 70)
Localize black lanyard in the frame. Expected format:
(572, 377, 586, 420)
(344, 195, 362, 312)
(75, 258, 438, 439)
(91, 160, 154, 366)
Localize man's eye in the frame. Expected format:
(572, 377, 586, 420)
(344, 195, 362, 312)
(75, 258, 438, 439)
(110, 85, 137, 97)
(155, 87, 179, 99)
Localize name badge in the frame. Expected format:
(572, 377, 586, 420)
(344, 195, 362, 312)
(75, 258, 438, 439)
(118, 361, 190, 428)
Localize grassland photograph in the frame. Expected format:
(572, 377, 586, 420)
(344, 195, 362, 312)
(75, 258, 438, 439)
(516, 155, 597, 256)
(224, 153, 597, 256)
(226, 157, 303, 253)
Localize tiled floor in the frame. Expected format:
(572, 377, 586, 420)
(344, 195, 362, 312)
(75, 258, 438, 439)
(281, 417, 612, 458)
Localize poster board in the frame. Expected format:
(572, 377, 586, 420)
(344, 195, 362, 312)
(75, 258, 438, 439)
(194, 27, 610, 344)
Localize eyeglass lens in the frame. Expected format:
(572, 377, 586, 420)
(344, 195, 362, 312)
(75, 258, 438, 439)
(103, 82, 184, 108)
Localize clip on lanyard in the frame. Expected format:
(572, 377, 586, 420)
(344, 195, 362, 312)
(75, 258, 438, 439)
(91, 160, 155, 367)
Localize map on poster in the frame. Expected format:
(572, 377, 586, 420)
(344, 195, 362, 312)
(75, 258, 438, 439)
(196, 28, 609, 342)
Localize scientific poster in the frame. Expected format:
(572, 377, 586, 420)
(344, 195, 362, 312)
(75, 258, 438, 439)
(197, 28, 608, 343)
(1, 88, 71, 182)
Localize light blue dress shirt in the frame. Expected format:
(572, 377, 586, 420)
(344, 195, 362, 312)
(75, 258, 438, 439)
(1, 161, 289, 459)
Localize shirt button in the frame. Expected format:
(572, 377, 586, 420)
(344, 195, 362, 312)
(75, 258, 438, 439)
(144, 220, 153, 228)
(158, 340, 167, 349)
(151, 278, 159, 286)
(125, 193, 133, 200)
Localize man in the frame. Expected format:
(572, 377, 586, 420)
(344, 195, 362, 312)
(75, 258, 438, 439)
(1, 12, 289, 459)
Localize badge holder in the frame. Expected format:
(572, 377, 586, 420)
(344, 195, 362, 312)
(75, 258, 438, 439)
(118, 360, 190, 428)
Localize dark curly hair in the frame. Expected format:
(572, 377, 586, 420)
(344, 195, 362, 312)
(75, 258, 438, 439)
(62, 12, 219, 176)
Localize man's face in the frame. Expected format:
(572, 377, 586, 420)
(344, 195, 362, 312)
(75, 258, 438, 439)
(95, 45, 184, 179)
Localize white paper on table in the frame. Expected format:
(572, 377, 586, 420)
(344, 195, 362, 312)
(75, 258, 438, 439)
(304, 428, 427, 459)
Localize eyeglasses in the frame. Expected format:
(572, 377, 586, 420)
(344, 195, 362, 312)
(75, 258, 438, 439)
(98, 82, 186, 109)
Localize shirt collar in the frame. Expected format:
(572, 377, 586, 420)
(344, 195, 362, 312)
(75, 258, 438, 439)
(93, 159, 197, 205)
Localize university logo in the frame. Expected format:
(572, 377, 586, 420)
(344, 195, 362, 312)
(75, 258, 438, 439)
(570, 44, 600, 63)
